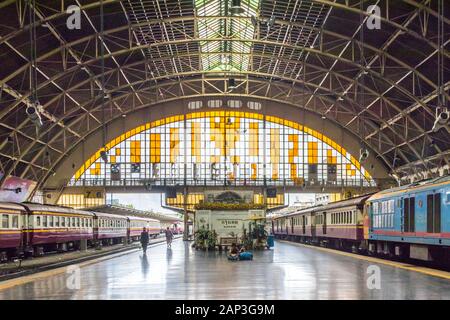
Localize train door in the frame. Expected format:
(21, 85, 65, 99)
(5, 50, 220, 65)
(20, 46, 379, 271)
(323, 212, 327, 235)
(403, 197, 415, 232)
(427, 193, 441, 233)
(302, 215, 306, 234)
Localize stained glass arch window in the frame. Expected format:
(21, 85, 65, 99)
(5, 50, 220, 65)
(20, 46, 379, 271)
(71, 111, 375, 187)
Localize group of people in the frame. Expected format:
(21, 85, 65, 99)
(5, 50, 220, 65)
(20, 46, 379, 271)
(228, 243, 253, 261)
(140, 226, 174, 254)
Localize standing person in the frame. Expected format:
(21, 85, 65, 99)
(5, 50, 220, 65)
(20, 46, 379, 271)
(165, 227, 173, 248)
(140, 227, 149, 255)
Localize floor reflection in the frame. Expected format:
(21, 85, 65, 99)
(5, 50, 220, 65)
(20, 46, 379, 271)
(140, 254, 149, 278)
(1, 239, 450, 300)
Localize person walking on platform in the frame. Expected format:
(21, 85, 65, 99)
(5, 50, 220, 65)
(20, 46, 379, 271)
(140, 227, 149, 255)
(165, 227, 173, 248)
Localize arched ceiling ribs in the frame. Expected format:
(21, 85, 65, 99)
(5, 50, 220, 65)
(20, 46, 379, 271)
(1, 1, 447, 52)
(0, 36, 444, 131)
(17, 71, 416, 183)
(8, 63, 415, 169)
(0, 16, 446, 93)
(32, 94, 393, 191)
(0, 0, 448, 187)
(0, 32, 443, 171)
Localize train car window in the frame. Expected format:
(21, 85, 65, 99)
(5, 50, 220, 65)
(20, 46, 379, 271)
(49, 216, 53, 227)
(55, 216, 59, 227)
(1, 214, 8, 228)
(11, 215, 18, 228)
(36, 216, 41, 227)
(61, 217, 65, 227)
(43, 215, 48, 227)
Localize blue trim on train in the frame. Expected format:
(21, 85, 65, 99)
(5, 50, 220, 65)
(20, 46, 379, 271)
(369, 234, 450, 246)
(367, 176, 450, 246)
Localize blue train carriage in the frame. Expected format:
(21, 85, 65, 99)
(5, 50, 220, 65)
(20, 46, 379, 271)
(366, 175, 450, 262)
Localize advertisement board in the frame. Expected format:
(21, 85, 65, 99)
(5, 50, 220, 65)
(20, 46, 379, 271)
(0, 173, 37, 202)
(195, 209, 265, 243)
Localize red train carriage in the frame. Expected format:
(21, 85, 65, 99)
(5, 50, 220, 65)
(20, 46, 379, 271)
(287, 208, 316, 242)
(273, 207, 317, 243)
(92, 212, 128, 245)
(313, 195, 372, 250)
(127, 216, 161, 241)
(21, 203, 94, 256)
(0, 203, 26, 261)
(272, 194, 373, 251)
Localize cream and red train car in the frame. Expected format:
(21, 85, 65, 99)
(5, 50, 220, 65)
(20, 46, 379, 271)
(313, 195, 372, 250)
(272, 194, 373, 250)
(128, 216, 160, 241)
(0, 202, 163, 261)
(272, 206, 317, 241)
(0, 203, 26, 261)
(93, 212, 128, 245)
(22, 203, 95, 255)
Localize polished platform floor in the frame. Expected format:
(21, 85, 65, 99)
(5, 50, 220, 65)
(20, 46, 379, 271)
(1, 239, 450, 299)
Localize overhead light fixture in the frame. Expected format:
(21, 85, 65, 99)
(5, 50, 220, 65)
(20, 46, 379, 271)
(267, 15, 276, 29)
(389, 172, 400, 183)
(432, 107, 449, 133)
(228, 78, 237, 91)
(229, 0, 245, 14)
(359, 148, 369, 162)
(251, 15, 258, 28)
(321, 114, 326, 119)
(26, 102, 43, 128)
(100, 150, 108, 163)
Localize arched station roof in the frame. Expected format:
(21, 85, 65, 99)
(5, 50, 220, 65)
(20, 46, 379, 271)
(0, 0, 448, 191)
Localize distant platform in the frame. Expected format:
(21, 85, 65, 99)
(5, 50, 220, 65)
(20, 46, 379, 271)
(0, 240, 449, 299)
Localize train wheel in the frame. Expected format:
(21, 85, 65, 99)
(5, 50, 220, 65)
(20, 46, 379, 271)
(33, 246, 44, 257)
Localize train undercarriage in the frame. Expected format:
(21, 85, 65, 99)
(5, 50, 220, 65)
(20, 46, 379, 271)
(274, 234, 450, 269)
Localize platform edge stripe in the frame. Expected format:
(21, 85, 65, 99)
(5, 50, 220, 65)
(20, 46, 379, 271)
(278, 241, 450, 281)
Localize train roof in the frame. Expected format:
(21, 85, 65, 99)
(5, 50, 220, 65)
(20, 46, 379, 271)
(0, 202, 29, 211)
(90, 211, 128, 220)
(127, 215, 160, 223)
(21, 202, 95, 217)
(275, 193, 374, 219)
(316, 194, 374, 212)
(283, 205, 322, 218)
(369, 175, 450, 201)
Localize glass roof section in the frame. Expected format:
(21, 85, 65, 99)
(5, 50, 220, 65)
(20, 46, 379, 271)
(195, 0, 260, 72)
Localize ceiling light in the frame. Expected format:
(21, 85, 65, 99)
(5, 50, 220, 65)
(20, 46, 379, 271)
(26, 102, 43, 128)
(267, 16, 276, 28)
(229, 0, 245, 14)
(251, 15, 258, 28)
(228, 78, 237, 90)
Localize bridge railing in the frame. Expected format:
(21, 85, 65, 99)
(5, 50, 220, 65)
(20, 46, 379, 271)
(67, 177, 377, 188)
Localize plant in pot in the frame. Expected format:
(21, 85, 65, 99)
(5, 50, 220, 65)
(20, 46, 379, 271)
(206, 230, 217, 250)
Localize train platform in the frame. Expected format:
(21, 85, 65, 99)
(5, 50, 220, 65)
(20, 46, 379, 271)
(0, 235, 181, 280)
(1, 239, 450, 300)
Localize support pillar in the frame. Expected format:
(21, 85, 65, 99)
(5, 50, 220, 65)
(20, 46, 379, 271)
(183, 186, 189, 241)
